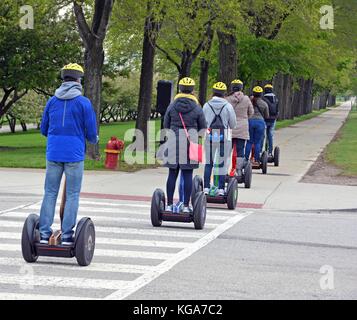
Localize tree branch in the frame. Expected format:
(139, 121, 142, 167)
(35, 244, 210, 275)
(73, 1, 92, 47)
(155, 43, 181, 72)
(95, 0, 115, 40)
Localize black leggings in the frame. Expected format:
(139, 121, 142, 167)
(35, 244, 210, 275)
(166, 168, 193, 207)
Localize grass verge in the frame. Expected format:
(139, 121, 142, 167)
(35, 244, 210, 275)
(325, 109, 357, 176)
(0, 120, 161, 172)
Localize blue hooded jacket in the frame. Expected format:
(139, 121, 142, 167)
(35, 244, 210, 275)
(40, 81, 98, 162)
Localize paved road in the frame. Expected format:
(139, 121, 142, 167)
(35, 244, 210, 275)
(0, 102, 356, 300)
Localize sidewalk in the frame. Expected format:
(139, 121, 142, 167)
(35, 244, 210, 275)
(0, 102, 355, 211)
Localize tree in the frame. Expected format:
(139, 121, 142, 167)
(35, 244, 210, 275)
(73, 0, 115, 159)
(0, 0, 81, 118)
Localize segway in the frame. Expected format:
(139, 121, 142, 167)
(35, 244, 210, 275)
(228, 143, 253, 189)
(21, 179, 95, 266)
(250, 144, 268, 174)
(202, 155, 238, 210)
(151, 176, 207, 230)
(267, 146, 280, 167)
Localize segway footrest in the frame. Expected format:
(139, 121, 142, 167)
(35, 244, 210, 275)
(35, 243, 74, 258)
(161, 212, 193, 223)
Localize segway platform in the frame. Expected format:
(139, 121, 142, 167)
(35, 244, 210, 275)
(199, 176, 238, 210)
(21, 214, 96, 266)
(21, 179, 96, 267)
(151, 176, 207, 230)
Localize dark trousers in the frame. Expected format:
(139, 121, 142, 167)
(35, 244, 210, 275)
(167, 168, 193, 207)
(232, 138, 246, 158)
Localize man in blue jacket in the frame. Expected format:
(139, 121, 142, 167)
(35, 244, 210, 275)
(39, 63, 98, 245)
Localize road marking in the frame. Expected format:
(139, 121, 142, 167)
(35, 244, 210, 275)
(0, 273, 129, 290)
(0, 244, 175, 260)
(0, 221, 205, 239)
(0, 202, 40, 216)
(105, 211, 251, 300)
(0, 232, 188, 249)
(0, 257, 155, 274)
(1, 212, 220, 228)
(0, 293, 97, 300)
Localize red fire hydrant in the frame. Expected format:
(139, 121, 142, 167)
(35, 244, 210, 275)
(104, 136, 125, 170)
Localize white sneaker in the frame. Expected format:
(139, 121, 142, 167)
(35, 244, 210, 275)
(62, 241, 74, 246)
(40, 239, 49, 245)
(166, 205, 173, 212)
(204, 188, 210, 195)
(218, 189, 225, 196)
(183, 206, 192, 213)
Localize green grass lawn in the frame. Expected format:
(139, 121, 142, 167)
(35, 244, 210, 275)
(326, 109, 357, 176)
(0, 120, 161, 171)
(0, 107, 334, 171)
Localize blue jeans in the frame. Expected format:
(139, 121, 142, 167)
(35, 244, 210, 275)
(245, 119, 266, 162)
(39, 161, 84, 241)
(204, 140, 225, 189)
(167, 168, 193, 207)
(265, 120, 276, 154)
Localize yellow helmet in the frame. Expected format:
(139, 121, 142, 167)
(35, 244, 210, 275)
(61, 63, 84, 80)
(264, 84, 273, 89)
(179, 77, 195, 86)
(253, 86, 264, 94)
(213, 82, 227, 94)
(179, 77, 195, 93)
(231, 79, 244, 92)
(231, 79, 243, 85)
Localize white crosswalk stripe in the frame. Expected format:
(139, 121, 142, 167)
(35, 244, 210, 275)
(0, 198, 249, 300)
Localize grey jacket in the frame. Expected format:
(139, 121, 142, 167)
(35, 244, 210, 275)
(203, 97, 237, 137)
(250, 97, 270, 120)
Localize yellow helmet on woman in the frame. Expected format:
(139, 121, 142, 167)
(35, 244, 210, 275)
(179, 77, 195, 93)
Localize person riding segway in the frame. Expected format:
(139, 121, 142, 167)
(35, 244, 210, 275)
(151, 77, 207, 229)
(22, 63, 98, 266)
(245, 86, 270, 174)
(226, 80, 254, 188)
(263, 84, 280, 166)
(202, 82, 238, 210)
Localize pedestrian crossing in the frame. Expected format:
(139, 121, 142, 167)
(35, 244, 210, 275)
(0, 198, 251, 300)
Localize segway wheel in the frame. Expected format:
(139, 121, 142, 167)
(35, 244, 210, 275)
(261, 152, 268, 175)
(21, 214, 40, 263)
(227, 178, 238, 210)
(193, 192, 206, 230)
(191, 175, 203, 205)
(244, 162, 253, 189)
(151, 189, 165, 227)
(75, 218, 95, 267)
(274, 147, 280, 167)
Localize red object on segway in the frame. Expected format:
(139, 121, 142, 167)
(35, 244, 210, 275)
(105, 136, 124, 170)
(229, 143, 237, 177)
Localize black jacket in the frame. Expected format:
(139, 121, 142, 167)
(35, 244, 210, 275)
(163, 95, 207, 169)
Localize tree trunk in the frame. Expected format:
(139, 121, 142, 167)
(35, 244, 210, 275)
(6, 114, 16, 133)
(20, 121, 27, 132)
(303, 79, 314, 114)
(199, 58, 209, 105)
(217, 30, 237, 85)
(83, 48, 104, 158)
(273, 73, 284, 119)
(73, 0, 114, 160)
(319, 90, 329, 109)
(135, 13, 159, 151)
